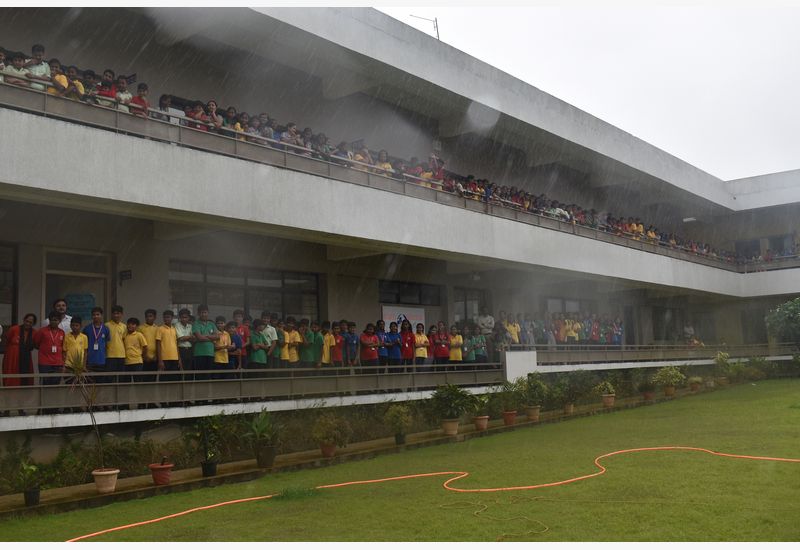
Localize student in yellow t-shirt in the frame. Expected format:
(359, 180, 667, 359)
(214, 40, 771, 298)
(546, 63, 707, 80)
(139, 309, 159, 382)
(504, 315, 521, 345)
(156, 309, 180, 381)
(448, 325, 463, 364)
(214, 316, 234, 379)
(123, 317, 148, 383)
(63, 316, 88, 371)
(106, 305, 127, 381)
(285, 317, 303, 365)
(414, 323, 429, 367)
(321, 321, 335, 367)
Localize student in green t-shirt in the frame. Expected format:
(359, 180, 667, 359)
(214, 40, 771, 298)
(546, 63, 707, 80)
(462, 325, 477, 364)
(191, 304, 218, 381)
(248, 319, 268, 378)
(299, 319, 324, 374)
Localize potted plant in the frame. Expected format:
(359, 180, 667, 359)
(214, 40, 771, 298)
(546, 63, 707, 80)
(384, 404, 413, 445)
(148, 456, 174, 485)
(688, 376, 703, 392)
(185, 414, 224, 477)
(242, 409, 281, 468)
(15, 461, 42, 507)
(594, 380, 616, 408)
(430, 384, 474, 435)
(311, 411, 353, 458)
(470, 394, 492, 432)
(652, 365, 686, 397)
(520, 373, 548, 422)
(714, 351, 731, 386)
(551, 370, 593, 415)
(497, 379, 525, 426)
(65, 359, 119, 493)
(637, 378, 656, 401)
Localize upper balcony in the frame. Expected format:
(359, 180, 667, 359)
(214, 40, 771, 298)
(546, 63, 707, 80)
(1, 79, 799, 298)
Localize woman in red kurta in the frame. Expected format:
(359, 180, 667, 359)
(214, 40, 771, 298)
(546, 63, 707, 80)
(2, 313, 37, 387)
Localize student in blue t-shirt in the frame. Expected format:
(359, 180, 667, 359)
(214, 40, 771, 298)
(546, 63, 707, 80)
(343, 322, 360, 367)
(385, 321, 402, 373)
(82, 306, 111, 383)
(375, 319, 388, 368)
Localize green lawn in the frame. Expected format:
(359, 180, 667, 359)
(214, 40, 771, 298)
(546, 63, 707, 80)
(4, 379, 800, 541)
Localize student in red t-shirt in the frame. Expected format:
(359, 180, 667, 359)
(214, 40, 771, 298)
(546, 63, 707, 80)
(33, 311, 65, 386)
(432, 321, 450, 368)
(399, 319, 415, 371)
(233, 309, 250, 369)
(130, 82, 150, 118)
(359, 323, 380, 373)
(331, 323, 345, 374)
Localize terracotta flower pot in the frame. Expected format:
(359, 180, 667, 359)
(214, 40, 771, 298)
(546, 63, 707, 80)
(148, 462, 174, 485)
(689, 382, 700, 392)
(92, 468, 120, 494)
(320, 443, 337, 458)
(502, 410, 517, 426)
(563, 403, 575, 415)
(601, 394, 616, 408)
(664, 385, 676, 397)
(441, 419, 460, 436)
(642, 391, 655, 402)
(524, 405, 541, 422)
(255, 445, 277, 469)
(473, 416, 489, 431)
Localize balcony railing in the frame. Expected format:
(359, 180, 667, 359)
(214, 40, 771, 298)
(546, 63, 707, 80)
(0, 78, 794, 274)
(510, 342, 797, 365)
(0, 363, 505, 416)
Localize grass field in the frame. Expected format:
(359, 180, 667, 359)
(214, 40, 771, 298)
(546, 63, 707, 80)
(3, 379, 800, 542)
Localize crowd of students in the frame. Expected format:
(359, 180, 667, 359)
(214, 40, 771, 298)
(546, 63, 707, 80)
(1, 299, 507, 396)
(2, 43, 794, 267)
(1, 297, 631, 395)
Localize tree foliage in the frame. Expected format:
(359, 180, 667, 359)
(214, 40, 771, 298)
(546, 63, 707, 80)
(765, 297, 800, 345)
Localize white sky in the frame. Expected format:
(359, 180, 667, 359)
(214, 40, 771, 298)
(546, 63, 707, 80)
(377, 5, 800, 181)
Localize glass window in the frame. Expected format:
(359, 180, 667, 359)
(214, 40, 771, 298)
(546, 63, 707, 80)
(283, 272, 317, 291)
(207, 285, 246, 321)
(246, 269, 282, 289)
(565, 300, 580, 313)
(420, 284, 441, 306)
(284, 293, 318, 321)
(248, 289, 283, 319)
(379, 281, 399, 303)
(169, 260, 204, 282)
(169, 281, 204, 309)
(206, 265, 245, 285)
(546, 298, 563, 313)
(398, 283, 420, 305)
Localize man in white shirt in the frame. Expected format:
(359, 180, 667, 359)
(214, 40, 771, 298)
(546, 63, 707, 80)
(261, 311, 278, 364)
(25, 44, 51, 91)
(477, 308, 495, 337)
(43, 298, 72, 333)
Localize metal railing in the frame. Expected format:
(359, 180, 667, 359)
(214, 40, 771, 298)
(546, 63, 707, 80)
(0, 362, 505, 415)
(0, 77, 795, 274)
(509, 342, 798, 365)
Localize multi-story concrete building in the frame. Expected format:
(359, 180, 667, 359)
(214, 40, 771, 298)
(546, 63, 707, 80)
(0, 7, 797, 429)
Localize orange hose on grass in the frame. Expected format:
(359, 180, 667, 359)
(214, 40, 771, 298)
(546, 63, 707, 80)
(66, 446, 800, 542)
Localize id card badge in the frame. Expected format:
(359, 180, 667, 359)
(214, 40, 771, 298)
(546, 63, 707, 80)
(93, 343, 99, 351)
(51, 346, 57, 353)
